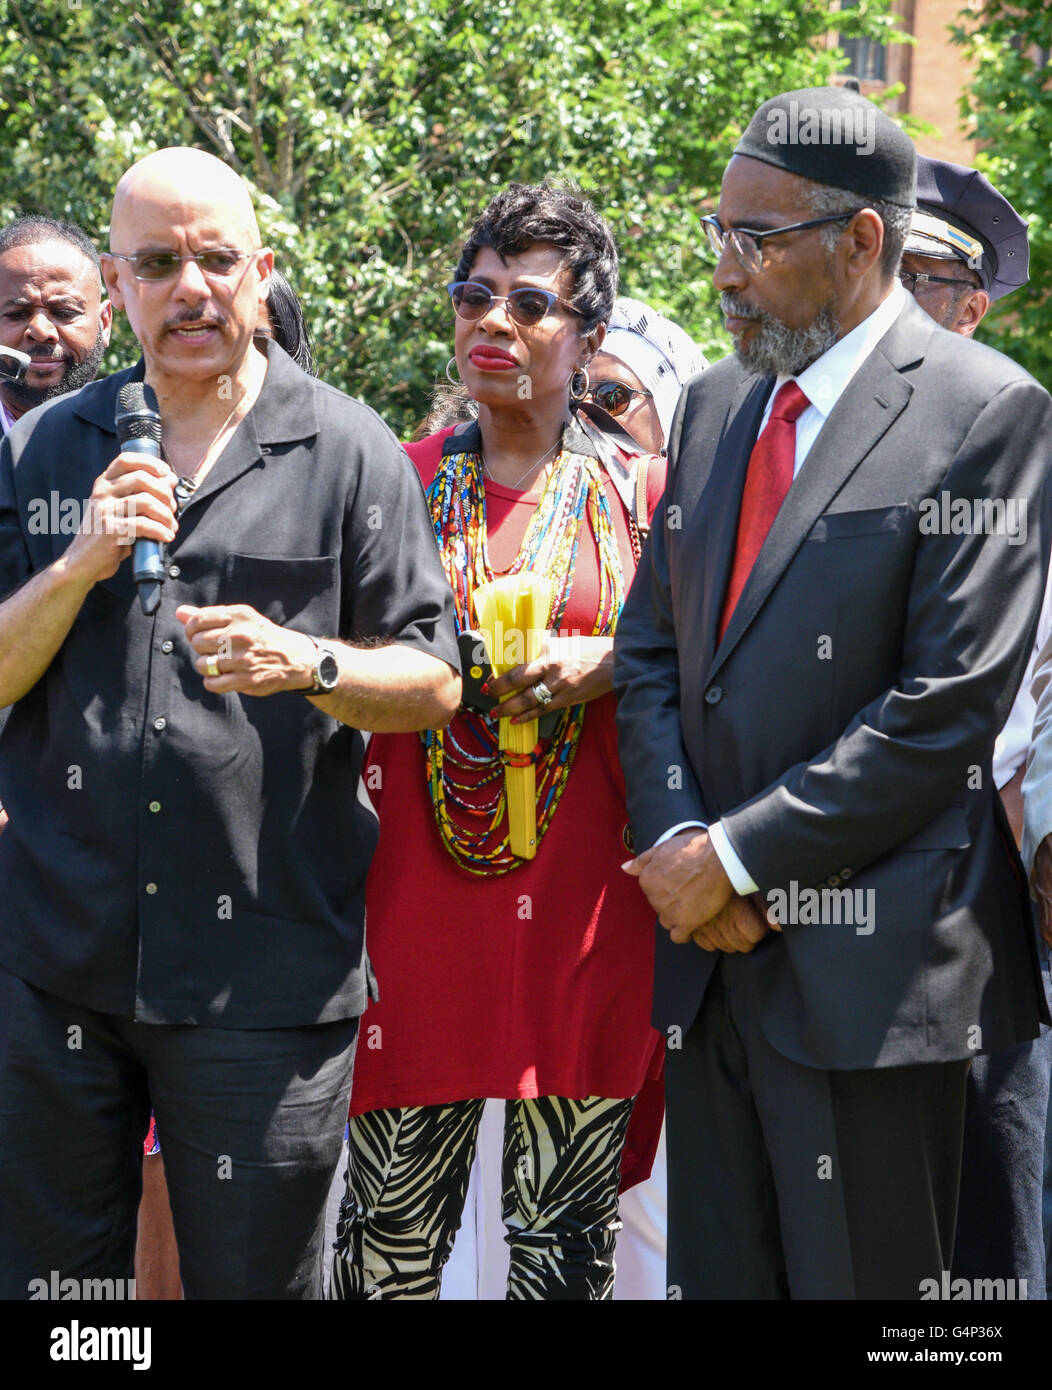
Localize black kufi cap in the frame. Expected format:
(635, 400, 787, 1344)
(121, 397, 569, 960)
(734, 86, 917, 208)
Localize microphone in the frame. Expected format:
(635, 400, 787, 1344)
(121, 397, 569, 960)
(115, 381, 165, 615)
(0, 345, 31, 383)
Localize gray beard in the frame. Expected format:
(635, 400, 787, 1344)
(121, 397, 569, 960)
(2, 331, 107, 412)
(722, 293, 840, 377)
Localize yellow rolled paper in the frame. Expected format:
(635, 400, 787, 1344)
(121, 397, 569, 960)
(474, 573, 554, 859)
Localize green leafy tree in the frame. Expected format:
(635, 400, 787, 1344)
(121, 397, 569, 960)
(953, 0, 1052, 388)
(0, 0, 899, 433)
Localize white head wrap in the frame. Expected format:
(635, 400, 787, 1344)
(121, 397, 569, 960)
(602, 297, 707, 444)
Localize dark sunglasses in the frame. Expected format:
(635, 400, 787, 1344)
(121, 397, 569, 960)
(447, 280, 581, 326)
(585, 380, 653, 417)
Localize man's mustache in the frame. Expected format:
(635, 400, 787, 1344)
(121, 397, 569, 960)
(26, 349, 70, 364)
(720, 293, 763, 322)
(162, 311, 226, 332)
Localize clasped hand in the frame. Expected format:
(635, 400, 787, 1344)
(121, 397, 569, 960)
(622, 827, 775, 953)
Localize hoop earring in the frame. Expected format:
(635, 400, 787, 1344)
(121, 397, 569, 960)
(446, 356, 461, 387)
(569, 367, 590, 402)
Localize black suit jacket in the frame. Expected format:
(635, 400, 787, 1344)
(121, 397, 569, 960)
(614, 295, 1052, 1069)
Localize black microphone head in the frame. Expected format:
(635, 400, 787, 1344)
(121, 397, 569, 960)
(115, 381, 162, 446)
(0, 345, 31, 383)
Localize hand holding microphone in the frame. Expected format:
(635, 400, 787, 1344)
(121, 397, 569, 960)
(64, 382, 177, 598)
(115, 382, 170, 614)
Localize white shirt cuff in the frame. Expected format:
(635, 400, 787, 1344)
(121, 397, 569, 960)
(709, 821, 760, 895)
(652, 820, 706, 848)
(650, 819, 760, 895)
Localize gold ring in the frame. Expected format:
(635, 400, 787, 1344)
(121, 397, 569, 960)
(205, 656, 220, 677)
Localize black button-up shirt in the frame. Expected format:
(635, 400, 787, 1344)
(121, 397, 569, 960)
(0, 344, 458, 1026)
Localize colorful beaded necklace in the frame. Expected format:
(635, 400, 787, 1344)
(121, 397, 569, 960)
(422, 425, 626, 875)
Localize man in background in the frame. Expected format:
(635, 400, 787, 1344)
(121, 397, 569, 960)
(900, 155, 1050, 1298)
(0, 215, 110, 434)
(0, 215, 112, 842)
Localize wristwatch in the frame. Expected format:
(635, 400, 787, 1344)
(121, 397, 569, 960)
(303, 636, 339, 695)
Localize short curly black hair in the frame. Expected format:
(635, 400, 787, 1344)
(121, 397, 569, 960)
(0, 215, 101, 274)
(453, 182, 618, 332)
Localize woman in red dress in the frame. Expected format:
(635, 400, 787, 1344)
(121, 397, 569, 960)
(330, 183, 663, 1300)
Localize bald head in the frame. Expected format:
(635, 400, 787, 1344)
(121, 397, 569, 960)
(103, 147, 273, 393)
(111, 148, 262, 250)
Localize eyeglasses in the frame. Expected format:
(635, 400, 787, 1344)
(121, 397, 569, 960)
(585, 380, 653, 417)
(105, 249, 256, 282)
(701, 212, 855, 274)
(447, 280, 581, 326)
(899, 269, 981, 295)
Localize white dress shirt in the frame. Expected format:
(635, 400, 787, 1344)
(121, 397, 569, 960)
(657, 284, 909, 893)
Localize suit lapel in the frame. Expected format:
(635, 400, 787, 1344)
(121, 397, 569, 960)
(709, 301, 930, 678)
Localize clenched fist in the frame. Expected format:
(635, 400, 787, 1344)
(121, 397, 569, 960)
(176, 604, 319, 697)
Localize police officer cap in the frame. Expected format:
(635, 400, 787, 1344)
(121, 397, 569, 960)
(734, 86, 916, 209)
(905, 155, 1029, 301)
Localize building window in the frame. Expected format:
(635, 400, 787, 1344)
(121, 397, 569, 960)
(838, 1, 888, 83)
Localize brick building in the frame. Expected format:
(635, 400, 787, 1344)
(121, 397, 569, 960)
(836, 0, 981, 164)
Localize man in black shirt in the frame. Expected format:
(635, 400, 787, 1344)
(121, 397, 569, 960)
(0, 215, 114, 834)
(0, 147, 460, 1298)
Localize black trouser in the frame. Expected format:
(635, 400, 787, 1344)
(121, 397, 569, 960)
(953, 1025, 1052, 1298)
(0, 965, 358, 1300)
(665, 956, 969, 1299)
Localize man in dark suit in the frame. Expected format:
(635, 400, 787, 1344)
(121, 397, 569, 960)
(614, 86, 1052, 1299)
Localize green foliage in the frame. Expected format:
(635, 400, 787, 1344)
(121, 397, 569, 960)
(0, 0, 899, 433)
(953, 0, 1052, 388)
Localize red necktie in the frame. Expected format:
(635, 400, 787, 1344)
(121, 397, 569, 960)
(718, 380, 810, 642)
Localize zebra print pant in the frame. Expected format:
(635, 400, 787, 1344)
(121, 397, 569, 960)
(329, 1095, 634, 1300)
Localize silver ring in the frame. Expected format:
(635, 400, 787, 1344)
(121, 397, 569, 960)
(205, 656, 220, 677)
(532, 680, 554, 706)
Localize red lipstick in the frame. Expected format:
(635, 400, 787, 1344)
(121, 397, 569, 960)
(469, 345, 517, 370)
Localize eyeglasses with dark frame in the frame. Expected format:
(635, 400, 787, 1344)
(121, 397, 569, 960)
(700, 212, 856, 274)
(899, 268, 982, 296)
(447, 280, 582, 327)
(104, 249, 257, 282)
(584, 380, 653, 418)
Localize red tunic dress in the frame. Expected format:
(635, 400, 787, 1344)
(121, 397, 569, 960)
(350, 428, 663, 1115)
